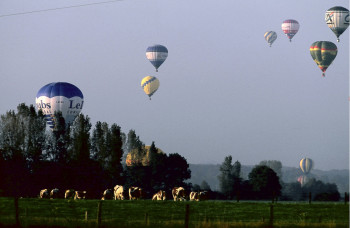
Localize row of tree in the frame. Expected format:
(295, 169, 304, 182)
(0, 104, 191, 198)
(215, 156, 341, 201)
(0, 103, 342, 201)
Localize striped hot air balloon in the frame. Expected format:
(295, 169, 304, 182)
(281, 19, 299, 42)
(264, 31, 277, 47)
(146, 44, 168, 72)
(300, 158, 314, 175)
(325, 6, 349, 42)
(141, 76, 160, 100)
(310, 41, 337, 77)
(36, 82, 84, 130)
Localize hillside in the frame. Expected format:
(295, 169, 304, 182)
(188, 164, 349, 193)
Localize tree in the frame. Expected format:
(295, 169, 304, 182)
(45, 111, 70, 164)
(107, 124, 124, 185)
(281, 182, 303, 201)
(259, 160, 282, 179)
(149, 141, 167, 191)
(125, 130, 145, 166)
(200, 180, 211, 191)
(164, 153, 191, 190)
(302, 178, 340, 201)
(69, 114, 91, 163)
(218, 156, 234, 198)
(0, 103, 48, 196)
(91, 121, 109, 164)
(248, 165, 282, 200)
(218, 156, 242, 199)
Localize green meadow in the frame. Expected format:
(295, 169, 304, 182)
(0, 197, 348, 228)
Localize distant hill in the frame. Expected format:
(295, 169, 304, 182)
(188, 164, 349, 193)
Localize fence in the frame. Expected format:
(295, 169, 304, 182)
(0, 195, 348, 228)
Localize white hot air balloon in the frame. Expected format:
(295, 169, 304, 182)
(36, 82, 84, 130)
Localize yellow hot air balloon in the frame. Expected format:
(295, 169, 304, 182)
(141, 76, 159, 100)
(300, 158, 314, 174)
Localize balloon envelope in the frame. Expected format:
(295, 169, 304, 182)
(310, 41, 337, 77)
(141, 76, 159, 99)
(264, 31, 277, 47)
(281, 19, 299, 41)
(300, 158, 314, 174)
(325, 6, 349, 42)
(146, 44, 168, 72)
(36, 82, 84, 129)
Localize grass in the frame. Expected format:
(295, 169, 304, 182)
(0, 197, 348, 228)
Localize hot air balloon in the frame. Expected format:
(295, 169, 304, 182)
(325, 6, 349, 42)
(310, 41, 337, 77)
(281, 19, 299, 42)
(141, 76, 159, 100)
(146, 44, 168, 72)
(264, 31, 277, 47)
(300, 158, 314, 175)
(297, 175, 308, 186)
(36, 82, 84, 130)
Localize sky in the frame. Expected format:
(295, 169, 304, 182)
(0, 0, 349, 171)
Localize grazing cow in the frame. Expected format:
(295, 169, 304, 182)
(40, 189, 50, 199)
(129, 187, 143, 200)
(172, 187, 186, 201)
(198, 191, 208, 201)
(114, 185, 125, 200)
(101, 189, 114, 200)
(50, 188, 59, 199)
(152, 190, 167, 201)
(65, 189, 75, 199)
(189, 191, 199, 201)
(74, 191, 87, 199)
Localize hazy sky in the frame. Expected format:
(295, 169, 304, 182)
(0, 0, 349, 170)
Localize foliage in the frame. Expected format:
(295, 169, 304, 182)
(248, 165, 282, 200)
(259, 160, 282, 178)
(218, 156, 242, 199)
(200, 180, 211, 191)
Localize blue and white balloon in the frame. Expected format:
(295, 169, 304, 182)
(146, 44, 168, 72)
(36, 82, 84, 129)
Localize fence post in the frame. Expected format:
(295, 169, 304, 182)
(14, 197, 20, 227)
(144, 212, 149, 225)
(184, 204, 190, 228)
(85, 211, 88, 222)
(308, 192, 312, 204)
(97, 201, 102, 227)
(345, 192, 348, 205)
(269, 204, 274, 227)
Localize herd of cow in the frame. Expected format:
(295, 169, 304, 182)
(39, 186, 208, 201)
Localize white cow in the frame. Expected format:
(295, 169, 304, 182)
(65, 189, 75, 199)
(172, 187, 186, 201)
(114, 185, 125, 200)
(129, 187, 143, 200)
(189, 191, 199, 201)
(74, 191, 87, 199)
(50, 188, 59, 199)
(198, 191, 208, 201)
(40, 189, 50, 199)
(101, 189, 114, 200)
(152, 190, 167, 201)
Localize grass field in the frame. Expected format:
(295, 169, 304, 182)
(0, 197, 348, 228)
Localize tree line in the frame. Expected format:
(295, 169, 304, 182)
(0, 104, 190, 199)
(0, 103, 342, 201)
(213, 156, 341, 201)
